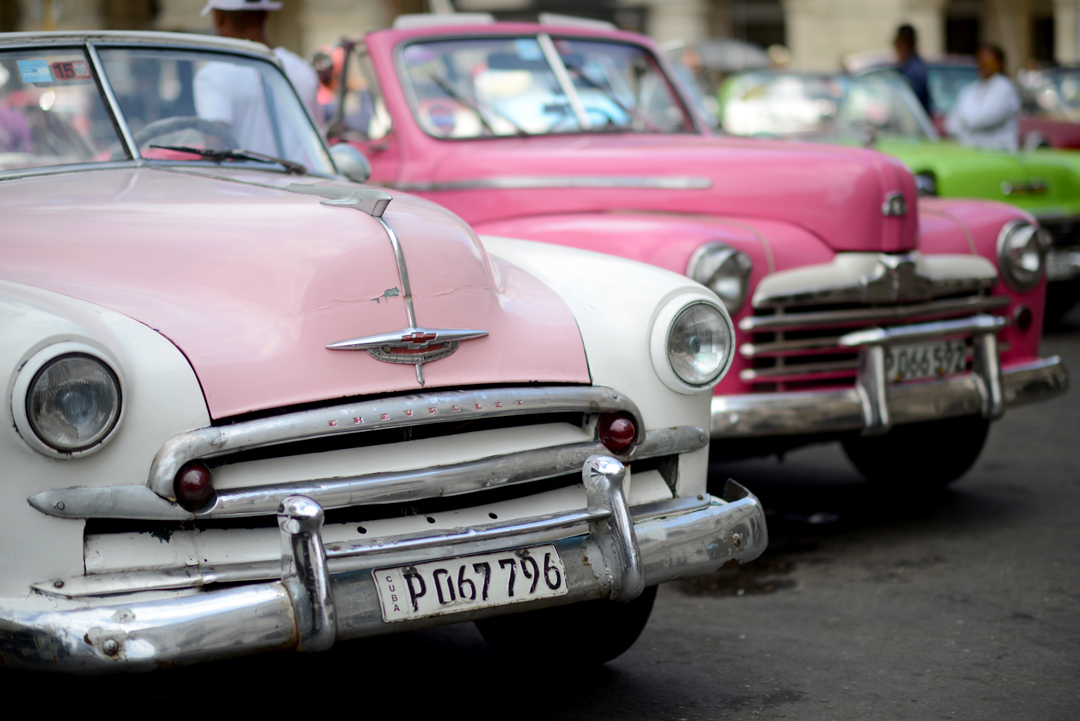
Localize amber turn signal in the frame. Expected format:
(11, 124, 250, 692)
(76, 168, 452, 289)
(598, 412, 637, 454)
(175, 461, 214, 511)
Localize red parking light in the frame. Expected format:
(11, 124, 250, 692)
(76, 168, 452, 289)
(598, 412, 637, 455)
(175, 461, 214, 511)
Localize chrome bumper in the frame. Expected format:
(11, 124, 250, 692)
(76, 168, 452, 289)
(0, 458, 766, 673)
(713, 315, 1068, 438)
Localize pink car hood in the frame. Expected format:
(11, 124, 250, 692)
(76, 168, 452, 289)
(0, 168, 589, 419)
(404, 134, 919, 254)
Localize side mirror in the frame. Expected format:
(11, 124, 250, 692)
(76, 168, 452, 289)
(330, 143, 372, 184)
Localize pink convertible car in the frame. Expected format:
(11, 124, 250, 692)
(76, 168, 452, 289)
(330, 16, 1068, 491)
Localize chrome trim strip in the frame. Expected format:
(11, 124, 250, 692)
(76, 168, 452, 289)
(374, 218, 411, 322)
(740, 336, 845, 358)
(838, 314, 1008, 348)
(395, 176, 713, 191)
(12, 484, 764, 672)
(739, 296, 1010, 333)
(711, 356, 1068, 438)
(143, 386, 643, 500)
(537, 32, 591, 130)
(31, 425, 706, 520)
(739, 359, 859, 382)
(0, 161, 139, 182)
(85, 42, 141, 161)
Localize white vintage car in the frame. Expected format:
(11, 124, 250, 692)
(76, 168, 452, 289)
(0, 31, 765, 672)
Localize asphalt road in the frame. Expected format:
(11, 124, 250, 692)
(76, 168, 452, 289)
(9, 313, 1079, 719)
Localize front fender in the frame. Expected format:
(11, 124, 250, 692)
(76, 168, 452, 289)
(0, 282, 209, 596)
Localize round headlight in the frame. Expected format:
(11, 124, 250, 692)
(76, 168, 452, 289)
(997, 220, 1049, 291)
(667, 302, 732, 386)
(686, 243, 753, 314)
(26, 354, 121, 452)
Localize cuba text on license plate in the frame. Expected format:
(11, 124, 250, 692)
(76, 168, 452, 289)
(373, 544, 568, 622)
(885, 339, 966, 383)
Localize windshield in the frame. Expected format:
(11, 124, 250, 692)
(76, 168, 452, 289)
(1021, 68, 1080, 120)
(926, 65, 978, 115)
(720, 72, 937, 142)
(399, 36, 694, 138)
(0, 44, 333, 175)
(100, 48, 333, 174)
(0, 48, 120, 172)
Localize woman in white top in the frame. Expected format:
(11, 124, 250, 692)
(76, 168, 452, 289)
(945, 44, 1021, 152)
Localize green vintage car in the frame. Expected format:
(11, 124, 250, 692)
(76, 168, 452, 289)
(717, 71, 1080, 321)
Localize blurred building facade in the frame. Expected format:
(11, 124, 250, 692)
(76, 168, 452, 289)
(0, 0, 1076, 73)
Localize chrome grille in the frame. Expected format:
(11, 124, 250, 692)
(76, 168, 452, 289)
(1040, 217, 1080, 249)
(740, 294, 1009, 391)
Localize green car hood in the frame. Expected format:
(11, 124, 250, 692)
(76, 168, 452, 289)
(877, 138, 1080, 219)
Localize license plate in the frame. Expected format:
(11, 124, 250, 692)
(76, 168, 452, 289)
(373, 544, 569, 622)
(884, 339, 967, 383)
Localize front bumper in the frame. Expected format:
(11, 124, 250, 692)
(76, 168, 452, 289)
(0, 458, 766, 673)
(713, 315, 1068, 438)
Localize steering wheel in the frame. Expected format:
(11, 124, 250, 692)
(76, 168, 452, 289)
(545, 106, 621, 133)
(128, 116, 240, 153)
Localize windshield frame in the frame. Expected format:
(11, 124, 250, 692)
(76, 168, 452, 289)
(391, 31, 702, 141)
(0, 35, 340, 181)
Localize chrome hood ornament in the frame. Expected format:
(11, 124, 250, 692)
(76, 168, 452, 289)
(327, 327, 488, 385)
(308, 183, 488, 386)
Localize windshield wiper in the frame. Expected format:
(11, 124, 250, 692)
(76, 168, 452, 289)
(149, 145, 307, 175)
(559, 61, 663, 133)
(428, 72, 529, 137)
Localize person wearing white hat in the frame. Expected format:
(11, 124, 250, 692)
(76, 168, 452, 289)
(194, 0, 323, 158)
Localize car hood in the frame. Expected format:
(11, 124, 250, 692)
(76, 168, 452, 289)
(412, 134, 918, 253)
(0, 167, 589, 419)
(878, 139, 1080, 216)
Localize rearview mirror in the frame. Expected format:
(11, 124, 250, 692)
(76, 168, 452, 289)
(330, 143, 372, 184)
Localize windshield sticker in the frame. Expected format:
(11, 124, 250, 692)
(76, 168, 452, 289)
(16, 59, 52, 84)
(513, 39, 543, 61)
(51, 60, 91, 81)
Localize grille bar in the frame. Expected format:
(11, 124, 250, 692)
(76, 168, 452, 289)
(740, 296, 1008, 333)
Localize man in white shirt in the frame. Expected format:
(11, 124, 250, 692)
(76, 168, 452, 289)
(945, 44, 1021, 152)
(195, 0, 322, 157)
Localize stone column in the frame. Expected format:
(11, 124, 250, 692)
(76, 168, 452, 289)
(982, 0, 1031, 75)
(903, 0, 947, 57)
(1053, 0, 1079, 64)
(643, 0, 711, 45)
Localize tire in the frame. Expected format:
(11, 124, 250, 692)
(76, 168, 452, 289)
(475, 585, 658, 666)
(841, 415, 990, 491)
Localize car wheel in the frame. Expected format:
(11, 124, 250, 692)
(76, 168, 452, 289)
(841, 415, 990, 491)
(475, 584, 658, 666)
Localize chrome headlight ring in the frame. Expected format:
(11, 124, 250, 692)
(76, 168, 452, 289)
(997, 219, 1050, 292)
(686, 242, 753, 314)
(650, 295, 735, 395)
(11, 342, 125, 458)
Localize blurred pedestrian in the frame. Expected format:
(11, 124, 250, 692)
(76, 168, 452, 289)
(199, 0, 321, 129)
(894, 24, 930, 114)
(945, 44, 1020, 152)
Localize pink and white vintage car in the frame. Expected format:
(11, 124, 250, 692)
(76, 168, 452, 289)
(0, 31, 766, 672)
(332, 16, 1068, 489)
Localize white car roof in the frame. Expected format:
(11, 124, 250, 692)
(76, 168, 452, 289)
(0, 30, 275, 60)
